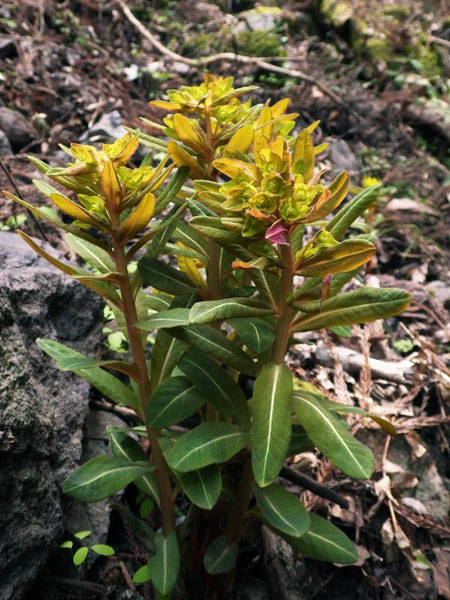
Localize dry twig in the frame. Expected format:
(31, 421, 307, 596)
(116, 0, 346, 108)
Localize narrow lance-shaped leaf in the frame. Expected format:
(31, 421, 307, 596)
(227, 318, 276, 354)
(170, 423, 249, 473)
(169, 324, 258, 377)
(251, 363, 293, 487)
(118, 191, 155, 242)
(51, 192, 108, 229)
(147, 531, 180, 596)
(146, 376, 205, 429)
(36, 337, 141, 381)
(65, 233, 114, 273)
(292, 393, 375, 479)
(254, 482, 310, 537)
(63, 455, 152, 502)
(17, 230, 122, 308)
(204, 535, 238, 575)
(326, 184, 382, 240)
(38, 339, 140, 412)
(189, 297, 274, 325)
(107, 426, 160, 506)
(295, 239, 375, 278)
(138, 256, 199, 296)
(284, 513, 359, 564)
(136, 308, 191, 330)
(150, 330, 187, 389)
(292, 287, 411, 333)
(178, 349, 249, 420)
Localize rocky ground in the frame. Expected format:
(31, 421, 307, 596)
(0, 1, 449, 599)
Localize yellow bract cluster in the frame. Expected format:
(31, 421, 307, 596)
(148, 74, 298, 180)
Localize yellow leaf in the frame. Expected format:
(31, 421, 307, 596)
(172, 113, 209, 157)
(256, 106, 273, 139)
(167, 141, 205, 180)
(270, 98, 290, 118)
(292, 130, 315, 182)
(50, 193, 107, 229)
(102, 160, 123, 212)
(178, 255, 205, 288)
(150, 100, 182, 111)
(304, 171, 349, 222)
(226, 124, 254, 153)
(213, 157, 258, 180)
(118, 191, 155, 243)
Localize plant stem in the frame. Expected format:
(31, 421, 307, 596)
(207, 239, 222, 300)
(271, 243, 294, 364)
(225, 458, 254, 544)
(112, 233, 176, 536)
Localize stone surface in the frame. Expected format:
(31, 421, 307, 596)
(0, 231, 103, 600)
(328, 139, 360, 173)
(0, 107, 37, 152)
(233, 6, 280, 33)
(0, 129, 12, 155)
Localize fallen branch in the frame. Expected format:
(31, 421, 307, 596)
(280, 465, 349, 509)
(116, 0, 346, 108)
(314, 343, 416, 384)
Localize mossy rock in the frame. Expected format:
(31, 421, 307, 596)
(181, 33, 217, 58)
(229, 30, 285, 57)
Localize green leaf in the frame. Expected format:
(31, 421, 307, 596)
(294, 386, 397, 435)
(65, 233, 115, 273)
(254, 483, 310, 537)
(170, 423, 249, 473)
(107, 426, 160, 505)
(173, 465, 222, 510)
(169, 324, 258, 377)
(60, 540, 73, 549)
(133, 564, 151, 584)
(91, 544, 115, 556)
(203, 535, 238, 575)
(141, 291, 172, 312)
(292, 287, 411, 332)
(173, 222, 208, 257)
(63, 455, 153, 502)
(150, 330, 187, 389)
(329, 325, 352, 337)
(292, 393, 374, 479)
(74, 530, 91, 540)
(73, 547, 89, 566)
(154, 166, 189, 216)
(148, 531, 180, 596)
(295, 239, 375, 278)
(189, 298, 274, 325)
(285, 513, 358, 564)
(190, 216, 242, 244)
(251, 363, 293, 487)
(146, 376, 205, 428)
(37, 339, 141, 411)
(326, 184, 382, 240)
(138, 256, 199, 295)
(228, 318, 275, 354)
(249, 269, 280, 309)
(178, 350, 249, 420)
(136, 308, 191, 330)
(287, 425, 315, 455)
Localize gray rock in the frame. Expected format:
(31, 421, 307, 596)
(0, 129, 12, 155)
(0, 107, 37, 152)
(0, 231, 103, 600)
(233, 7, 280, 33)
(328, 139, 360, 173)
(81, 110, 126, 143)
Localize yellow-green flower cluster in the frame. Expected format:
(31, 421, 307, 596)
(212, 135, 326, 239)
